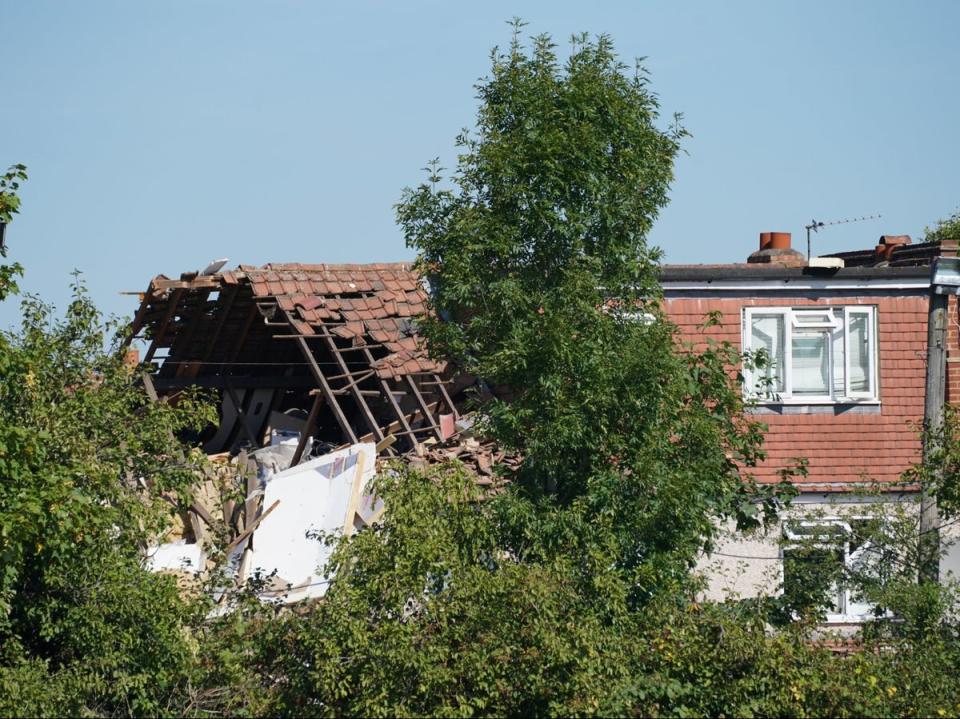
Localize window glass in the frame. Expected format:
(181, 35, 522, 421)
(848, 313, 871, 393)
(783, 518, 887, 620)
(750, 313, 785, 393)
(831, 321, 846, 397)
(745, 306, 877, 402)
(782, 545, 845, 614)
(791, 331, 830, 396)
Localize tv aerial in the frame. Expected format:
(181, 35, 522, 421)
(805, 214, 882, 260)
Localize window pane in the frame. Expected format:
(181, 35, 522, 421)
(848, 313, 871, 393)
(793, 310, 835, 327)
(783, 546, 845, 614)
(750, 314, 785, 393)
(832, 323, 845, 397)
(792, 331, 830, 396)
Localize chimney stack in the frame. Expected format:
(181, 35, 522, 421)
(747, 231, 805, 268)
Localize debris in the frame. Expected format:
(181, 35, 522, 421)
(146, 540, 205, 573)
(224, 499, 280, 554)
(248, 442, 377, 603)
(439, 412, 456, 440)
(129, 262, 461, 456)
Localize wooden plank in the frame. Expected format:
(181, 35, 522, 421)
(141, 371, 160, 402)
(342, 452, 366, 536)
(291, 393, 324, 466)
(355, 400, 441, 444)
(172, 289, 212, 361)
(362, 345, 417, 451)
(189, 500, 215, 527)
(200, 285, 239, 363)
(127, 290, 153, 341)
(331, 369, 376, 396)
(144, 288, 184, 363)
(320, 327, 384, 443)
(188, 511, 207, 547)
(225, 499, 280, 554)
(375, 434, 397, 453)
(432, 373, 458, 418)
(282, 309, 359, 444)
(405, 375, 444, 441)
(153, 277, 220, 291)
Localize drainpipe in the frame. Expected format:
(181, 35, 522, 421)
(921, 257, 960, 583)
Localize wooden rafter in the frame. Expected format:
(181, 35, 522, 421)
(361, 345, 418, 451)
(319, 327, 384, 442)
(282, 308, 358, 444)
(172, 289, 212, 362)
(405, 375, 444, 441)
(291, 393, 324, 466)
(432, 373, 458, 417)
(200, 285, 239, 363)
(144, 288, 184, 364)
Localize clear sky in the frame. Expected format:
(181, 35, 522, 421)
(3, 1, 958, 329)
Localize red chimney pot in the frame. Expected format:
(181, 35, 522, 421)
(769, 232, 791, 250)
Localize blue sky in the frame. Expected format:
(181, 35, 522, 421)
(3, 1, 959, 328)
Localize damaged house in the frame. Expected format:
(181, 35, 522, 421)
(129, 261, 464, 459)
(131, 236, 960, 617)
(128, 262, 487, 600)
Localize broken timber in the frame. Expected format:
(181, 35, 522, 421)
(127, 262, 461, 455)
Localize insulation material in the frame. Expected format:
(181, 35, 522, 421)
(250, 435, 313, 483)
(249, 442, 376, 602)
(146, 540, 205, 573)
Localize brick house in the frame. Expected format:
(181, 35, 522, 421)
(661, 231, 960, 622)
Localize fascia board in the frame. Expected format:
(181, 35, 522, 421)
(662, 278, 930, 293)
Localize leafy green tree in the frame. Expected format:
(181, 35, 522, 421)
(0, 164, 27, 301)
(924, 208, 960, 245)
(398, 23, 788, 601)
(0, 168, 216, 716)
(249, 25, 795, 716)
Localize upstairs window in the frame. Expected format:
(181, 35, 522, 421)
(743, 306, 877, 403)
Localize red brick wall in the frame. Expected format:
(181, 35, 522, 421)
(948, 294, 960, 404)
(663, 294, 928, 489)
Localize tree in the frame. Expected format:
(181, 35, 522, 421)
(252, 25, 793, 716)
(0, 168, 217, 715)
(924, 208, 960, 245)
(398, 23, 788, 600)
(0, 164, 27, 301)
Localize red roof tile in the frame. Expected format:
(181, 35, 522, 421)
(227, 262, 439, 380)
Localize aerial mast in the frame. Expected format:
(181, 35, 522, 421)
(805, 214, 882, 260)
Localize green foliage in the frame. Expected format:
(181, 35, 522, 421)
(397, 25, 791, 614)
(0, 163, 27, 225)
(0, 183, 218, 712)
(235, 463, 960, 717)
(924, 208, 960, 244)
(0, 163, 27, 300)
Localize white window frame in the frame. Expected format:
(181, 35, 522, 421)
(782, 518, 886, 623)
(743, 306, 878, 404)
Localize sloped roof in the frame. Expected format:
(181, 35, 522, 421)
(133, 262, 445, 381)
(129, 261, 461, 452)
(232, 262, 443, 379)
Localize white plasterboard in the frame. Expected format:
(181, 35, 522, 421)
(249, 443, 375, 602)
(146, 540, 205, 573)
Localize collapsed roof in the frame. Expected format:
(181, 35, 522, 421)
(129, 262, 462, 456)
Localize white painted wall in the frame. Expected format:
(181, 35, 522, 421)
(694, 493, 960, 622)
